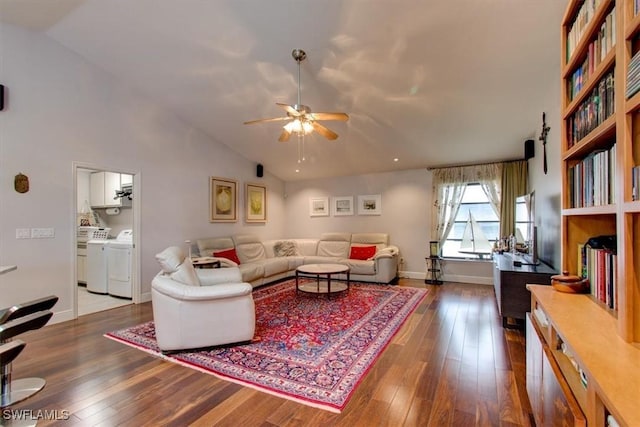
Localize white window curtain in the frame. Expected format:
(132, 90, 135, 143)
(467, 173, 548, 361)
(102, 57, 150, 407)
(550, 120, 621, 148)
(431, 163, 503, 249)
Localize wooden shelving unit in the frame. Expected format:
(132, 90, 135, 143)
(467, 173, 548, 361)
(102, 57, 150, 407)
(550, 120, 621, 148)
(560, 0, 640, 346)
(525, 1, 640, 425)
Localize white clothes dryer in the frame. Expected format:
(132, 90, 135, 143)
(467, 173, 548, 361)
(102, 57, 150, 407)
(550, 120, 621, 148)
(86, 238, 110, 294)
(107, 230, 133, 299)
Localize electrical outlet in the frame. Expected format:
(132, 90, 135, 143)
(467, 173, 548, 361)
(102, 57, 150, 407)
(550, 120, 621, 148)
(16, 228, 30, 239)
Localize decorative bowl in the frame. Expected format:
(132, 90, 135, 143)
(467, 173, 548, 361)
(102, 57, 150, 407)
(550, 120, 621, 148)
(551, 271, 590, 294)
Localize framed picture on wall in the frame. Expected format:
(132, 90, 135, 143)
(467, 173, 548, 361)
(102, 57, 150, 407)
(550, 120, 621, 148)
(357, 194, 382, 215)
(332, 196, 354, 216)
(309, 197, 329, 217)
(245, 182, 267, 223)
(210, 177, 238, 222)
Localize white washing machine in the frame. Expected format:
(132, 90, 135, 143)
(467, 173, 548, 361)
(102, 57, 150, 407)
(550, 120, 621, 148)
(86, 238, 110, 294)
(107, 230, 133, 299)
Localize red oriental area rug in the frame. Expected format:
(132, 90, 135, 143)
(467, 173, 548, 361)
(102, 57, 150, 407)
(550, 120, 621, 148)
(105, 279, 427, 413)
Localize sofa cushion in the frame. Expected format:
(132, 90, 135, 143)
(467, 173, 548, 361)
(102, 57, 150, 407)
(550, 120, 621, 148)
(238, 263, 265, 283)
(349, 245, 377, 260)
(236, 242, 266, 264)
(155, 246, 185, 273)
(316, 232, 351, 258)
(263, 258, 290, 277)
(351, 233, 389, 252)
(303, 256, 343, 265)
(341, 259, 376, 275)
(213, 248, 241, 265)
(170, 260, 201, 286)
(197, 237, 235, 257)
(273, 240, 298, 257)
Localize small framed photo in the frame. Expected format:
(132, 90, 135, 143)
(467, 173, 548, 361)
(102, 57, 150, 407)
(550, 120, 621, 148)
(210, 177, 238, 222)
(332, 196, 354, 216)
(309, 197, 329, 217)
(245, 182, 267, 223)
(357, 194, 382, 215)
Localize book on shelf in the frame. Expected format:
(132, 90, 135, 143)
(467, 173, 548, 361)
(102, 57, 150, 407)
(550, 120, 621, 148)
(632, 165, 640, 201)
(566, 0, 606, 63)
(580, 240, 617, 310)
(568, 7, 616, 102)
(567, 71, 614, 148)
(626, 50, 640, 99)
(568, 144, 616, 208)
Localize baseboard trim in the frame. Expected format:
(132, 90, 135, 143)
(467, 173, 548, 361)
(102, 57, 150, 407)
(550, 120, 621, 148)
(398, 270, 492, 285)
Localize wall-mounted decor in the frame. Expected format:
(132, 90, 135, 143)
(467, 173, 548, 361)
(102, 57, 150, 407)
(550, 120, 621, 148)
(14, 173, 29, 193)
(357, 194, 381, 215)
(210, 177, 237, 222)
(246, 182, 267, 223)
(332, 196, 354, 216)
(309, 197, 329, 217)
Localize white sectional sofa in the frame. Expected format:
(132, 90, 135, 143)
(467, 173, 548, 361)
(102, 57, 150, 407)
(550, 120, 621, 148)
(196, 232, 399, 287)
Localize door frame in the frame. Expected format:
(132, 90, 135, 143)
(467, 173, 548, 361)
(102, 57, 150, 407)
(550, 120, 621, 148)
(72, 161, 141, 318)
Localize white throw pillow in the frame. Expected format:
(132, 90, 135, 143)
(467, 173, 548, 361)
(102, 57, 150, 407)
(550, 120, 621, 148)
(155, 246, 185, 273)
(170, 260, 200, 286)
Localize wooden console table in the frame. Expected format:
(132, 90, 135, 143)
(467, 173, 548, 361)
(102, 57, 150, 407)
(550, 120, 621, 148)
(493, 253, 555, 328)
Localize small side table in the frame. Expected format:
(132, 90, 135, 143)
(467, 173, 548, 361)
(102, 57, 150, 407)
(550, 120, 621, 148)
(425, 256, 442, 285)
(191, 257, 221, 269)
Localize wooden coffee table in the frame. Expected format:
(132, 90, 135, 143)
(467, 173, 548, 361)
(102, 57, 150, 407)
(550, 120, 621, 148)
(295, 263, 350, 298)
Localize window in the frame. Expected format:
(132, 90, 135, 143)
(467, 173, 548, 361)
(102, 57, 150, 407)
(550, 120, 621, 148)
(442, 183, 499, 258)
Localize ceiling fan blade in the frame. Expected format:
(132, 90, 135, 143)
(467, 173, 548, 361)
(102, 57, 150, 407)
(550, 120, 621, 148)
(278, 128, 292, 142)
(311, 121, 338, 140)
(276, 103, 302, 117)
(244, 116, 290, 125)
(308, 112, 349, 122)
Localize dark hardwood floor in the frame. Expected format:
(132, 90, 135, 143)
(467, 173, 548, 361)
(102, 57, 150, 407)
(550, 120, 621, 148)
(6, 280, 533, 426)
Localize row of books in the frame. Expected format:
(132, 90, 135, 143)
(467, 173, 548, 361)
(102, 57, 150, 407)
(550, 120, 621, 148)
(568, 7, 616, 101)
(579, 243, 617, 310)
(568, 144, 616, 208)
(626, 50, 640, 99)
(567, 71, 615, 148)
(632, 165, 640, 201)
(566, 0, 605, 62)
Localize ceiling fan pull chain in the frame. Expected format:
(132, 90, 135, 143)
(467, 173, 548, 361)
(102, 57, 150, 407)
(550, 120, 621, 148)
(297, 133, 306, 163)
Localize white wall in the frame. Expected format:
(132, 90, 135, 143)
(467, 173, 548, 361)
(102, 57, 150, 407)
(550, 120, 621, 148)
(0, 24, 286, 322)
(527, 87, 562, 270)
(283, 169, 494, 284)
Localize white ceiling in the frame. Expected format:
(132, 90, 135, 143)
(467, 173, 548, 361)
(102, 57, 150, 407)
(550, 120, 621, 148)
(0, 0, 567, 182)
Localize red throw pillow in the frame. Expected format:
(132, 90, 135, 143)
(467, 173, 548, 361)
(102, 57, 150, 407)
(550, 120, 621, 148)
(349, 245, 376, 260)
(213, 248, 241, 265)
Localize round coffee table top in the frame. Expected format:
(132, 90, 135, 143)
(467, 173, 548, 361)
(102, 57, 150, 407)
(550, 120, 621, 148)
(296, 263, 349, 275)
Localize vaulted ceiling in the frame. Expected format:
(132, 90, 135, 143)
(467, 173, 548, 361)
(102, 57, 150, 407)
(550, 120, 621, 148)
(0, 0, 567, 181)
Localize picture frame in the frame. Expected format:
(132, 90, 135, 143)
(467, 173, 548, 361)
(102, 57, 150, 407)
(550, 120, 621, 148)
(357, 194, 382, 215)
(309, 197, 329, 217)
(210, 177, 238, 222)
(332, 196, 354, 216)
(245, 182, 267, 223)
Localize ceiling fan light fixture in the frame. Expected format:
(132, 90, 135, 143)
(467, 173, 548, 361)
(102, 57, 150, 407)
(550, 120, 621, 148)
(284, 118, 313, 134)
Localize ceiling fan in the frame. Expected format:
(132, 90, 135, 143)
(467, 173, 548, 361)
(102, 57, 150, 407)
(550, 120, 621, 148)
(244, 49, 349, 142)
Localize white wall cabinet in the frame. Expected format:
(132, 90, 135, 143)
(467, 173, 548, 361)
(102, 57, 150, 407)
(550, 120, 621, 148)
(90, 172, 123, 208)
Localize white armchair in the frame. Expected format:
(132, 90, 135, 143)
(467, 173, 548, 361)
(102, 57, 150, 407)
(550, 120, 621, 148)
(151, 246, 255, 352)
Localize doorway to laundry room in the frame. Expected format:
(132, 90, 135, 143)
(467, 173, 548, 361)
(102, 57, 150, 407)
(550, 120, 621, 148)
(75, 165, 138, 317)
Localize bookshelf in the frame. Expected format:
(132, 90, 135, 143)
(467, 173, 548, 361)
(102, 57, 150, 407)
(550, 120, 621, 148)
(525, 1, 640, 425)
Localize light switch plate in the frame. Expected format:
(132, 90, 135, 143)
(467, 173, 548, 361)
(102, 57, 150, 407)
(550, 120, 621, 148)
(31, 228, 55, 238)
